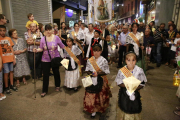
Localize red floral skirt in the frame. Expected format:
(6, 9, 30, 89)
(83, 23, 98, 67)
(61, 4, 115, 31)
(83, 80, 110, 113)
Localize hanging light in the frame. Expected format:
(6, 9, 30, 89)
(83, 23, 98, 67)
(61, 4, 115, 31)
(63, 0, 67, 2)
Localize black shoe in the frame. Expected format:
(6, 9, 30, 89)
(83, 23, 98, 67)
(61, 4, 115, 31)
(91, 115, 95, 119)
(156, 63, 161, 67)
(74, 88, 78, 92)
(10, 85, 18, 92)
(5, 88, 12, 95)
(49, 72, 54, 76)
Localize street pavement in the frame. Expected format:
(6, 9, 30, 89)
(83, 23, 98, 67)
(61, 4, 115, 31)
(0, 63, 180, 120)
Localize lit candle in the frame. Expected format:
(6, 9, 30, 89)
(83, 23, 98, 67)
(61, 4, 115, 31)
(33, 34, 37, 40)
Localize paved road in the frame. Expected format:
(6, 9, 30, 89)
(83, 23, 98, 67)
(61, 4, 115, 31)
(0, 63, 180, 120)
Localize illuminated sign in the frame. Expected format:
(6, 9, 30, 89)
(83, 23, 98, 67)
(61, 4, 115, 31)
(66, 9, 73, 17)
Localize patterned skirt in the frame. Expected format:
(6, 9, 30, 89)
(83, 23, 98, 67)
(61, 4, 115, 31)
(83, 80, 110, 113)
(14, 57, 30, 78)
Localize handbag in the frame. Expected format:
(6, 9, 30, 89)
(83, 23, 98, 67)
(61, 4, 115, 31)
(44, 36, 63, 68)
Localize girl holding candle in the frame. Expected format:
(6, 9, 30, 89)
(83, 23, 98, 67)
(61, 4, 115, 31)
(115, 52, 147, 120)
(126, 23, 145, 70)
(63, 38, 82, 91)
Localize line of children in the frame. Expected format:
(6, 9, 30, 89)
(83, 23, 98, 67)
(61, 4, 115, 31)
(0, 25, 17, 97)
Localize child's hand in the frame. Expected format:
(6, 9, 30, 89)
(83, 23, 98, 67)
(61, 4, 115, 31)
(92, 72, 98, 77)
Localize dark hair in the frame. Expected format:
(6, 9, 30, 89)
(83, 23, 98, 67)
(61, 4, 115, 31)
(60, 22, 66, 30)
(66, 38, 74, 45)
(132, 23, 139, 28)
(169, 24, 176, 30)
(150, 21, 155, 25)
(0, 14, 5, 20)
(160, 23, 165, 26)
(124, 51, 137, 61)
(81, 23, 86, 27)
(88, 23, 94, 27)
(93, 44, 102, 51)
(74, 23, 79, 27)
(45, 24, 52, 31)
(8, 29, 16, 37)
(78, 20, 82, 22)
(117, 31, 121, 35)
(176, 31, 180, 35)
(0, 25, 6, 29)
(27, 13, 33, 19)
(38, 23, 43, 32)
(169, 20, 174, 24)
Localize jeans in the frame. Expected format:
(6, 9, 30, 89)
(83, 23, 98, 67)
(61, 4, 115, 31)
(155, 42, 162, 64)
(118, 45, 126, 66)
(42, 62, 60, 93)
(28, 52, 42, 79)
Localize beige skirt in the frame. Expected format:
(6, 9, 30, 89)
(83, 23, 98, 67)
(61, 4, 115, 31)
(116, 101, 142, 120)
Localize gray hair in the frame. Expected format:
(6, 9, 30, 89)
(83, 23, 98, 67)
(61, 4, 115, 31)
(123, 25, 128, 29)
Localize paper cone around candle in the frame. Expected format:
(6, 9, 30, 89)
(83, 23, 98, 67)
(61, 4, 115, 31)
(112, 45, 116, 50)
(61, 59, 69, 69)
(123, 76, 141, 95)
(82, 76, 93, 88)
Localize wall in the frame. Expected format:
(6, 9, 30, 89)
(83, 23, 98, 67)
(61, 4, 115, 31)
(53, 6, 65, 24)
(155, 0, 175, 28)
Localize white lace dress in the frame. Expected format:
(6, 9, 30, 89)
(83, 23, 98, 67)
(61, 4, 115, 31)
(64, 45, 82, 88)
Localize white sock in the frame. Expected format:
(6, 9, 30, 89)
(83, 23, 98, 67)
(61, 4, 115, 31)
(91, 112, 96, 116)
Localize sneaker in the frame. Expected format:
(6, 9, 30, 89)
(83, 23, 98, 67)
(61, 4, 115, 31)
(0, 97, 2, 101)
(2, 95, 6, 100)
(10, 85, 18, 92)
(5, 88, 12, 95)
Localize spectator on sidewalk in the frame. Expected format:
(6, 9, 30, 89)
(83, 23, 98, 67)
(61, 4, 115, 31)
(0, 14, 9, 36)
(117, 25, 129, 68)
(153, 23, 167, 67)
(9, 29, 30, 87)
(0, 25, 17, 95)
(24, 23, 43, 82)
(0, 56, 6, 100)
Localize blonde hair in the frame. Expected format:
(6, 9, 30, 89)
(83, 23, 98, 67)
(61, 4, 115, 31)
(108, 24, 115, 32)
(125, 53, 137, 60)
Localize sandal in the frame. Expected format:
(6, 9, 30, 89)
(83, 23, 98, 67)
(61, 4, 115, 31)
(55, 87, 60, 92)
(174, 110, 180, 116)
(23, 81, 27, 85)
(41, 93, 46, 97)
(16, 83, 20, 88)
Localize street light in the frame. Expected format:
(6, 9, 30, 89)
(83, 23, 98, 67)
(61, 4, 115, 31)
(63, 0, 67, 2)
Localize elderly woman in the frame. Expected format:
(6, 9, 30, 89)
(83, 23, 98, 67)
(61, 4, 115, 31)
(33, 24, 65, 97)
(9, 29, 30, 87)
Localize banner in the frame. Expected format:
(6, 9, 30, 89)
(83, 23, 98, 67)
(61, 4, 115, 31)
(94, 0, 112, 22)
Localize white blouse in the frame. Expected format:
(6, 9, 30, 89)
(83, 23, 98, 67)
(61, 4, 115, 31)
(64, 45, 82, 69)
(85, 56, 110, 85)
(115, 65, 147, 86)
(126, 32, 143, 56)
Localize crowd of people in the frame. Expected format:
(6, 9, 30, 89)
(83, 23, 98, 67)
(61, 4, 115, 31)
(0, 12, 180, 119)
